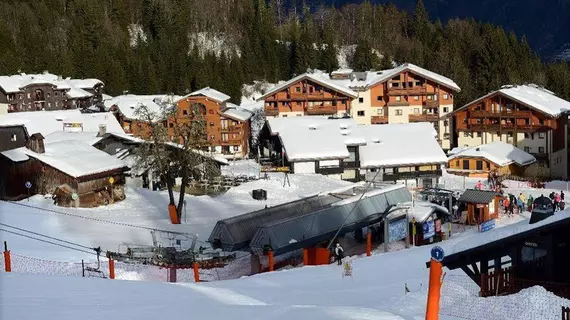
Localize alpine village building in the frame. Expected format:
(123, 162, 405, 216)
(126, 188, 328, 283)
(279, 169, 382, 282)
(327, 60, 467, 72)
(446, 84, 570, 179)
(0, 72, 104, 113)
(258, 63, 461, 151)
(110, 87, 253, 159)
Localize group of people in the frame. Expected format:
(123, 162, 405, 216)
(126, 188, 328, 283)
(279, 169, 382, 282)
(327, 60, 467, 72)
(502, 192, 532, 216)
(548, 191, 565, 211)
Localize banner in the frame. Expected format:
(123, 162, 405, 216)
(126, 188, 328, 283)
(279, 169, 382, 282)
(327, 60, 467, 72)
(260, 166, 290, 173)
(388, 217, 408, 243)
(423, 220, 435, 240)
(480, 219, 495, 233)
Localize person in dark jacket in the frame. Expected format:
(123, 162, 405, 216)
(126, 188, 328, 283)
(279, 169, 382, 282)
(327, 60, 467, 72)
(335, 243, 344, 265)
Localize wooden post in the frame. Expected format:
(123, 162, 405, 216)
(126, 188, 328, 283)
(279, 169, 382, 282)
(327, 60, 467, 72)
(82, 260, 85, 277)
(303, 249, 309, 265)
(193, 262, 200, 282)
(3, 241, 11, 272)
(109, 259, 115, 279)
(425, 259, 443, 320)
(268, 250, 274, 272)
(366, 231, 372, 257)
(169, 268, 177, 283)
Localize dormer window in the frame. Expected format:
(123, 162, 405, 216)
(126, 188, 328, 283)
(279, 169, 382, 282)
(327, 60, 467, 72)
(11, 134, 17, 142)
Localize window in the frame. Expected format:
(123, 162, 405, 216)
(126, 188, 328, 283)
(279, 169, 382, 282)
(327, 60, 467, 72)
(395, 109, 403, 116)
(464, 132, 469, 137)
(414, 108, 420, 114)
(183, 109, 188, 115)
(169, 123, 174, 128)
(395, 96, 401, 102)
(296, 102, 301, 106)
(282, 114, 288, 117)
(233, 146, 239, 151)
(209, 109, 214, 114)
(295, 87, 301, 93)
(55, 92, 58, 97)
(19, 94, 23, 100)
(476, 132, 482, 137)
(476, 161, 483, 170)
(443, 107, 449, 113)
(10, 134, 17, 142)
(27, 93, 31, 99)
(507, 132, 513, 138)
(444, 120, 448, 127)
(332, 101, 337, 106)
(377, 96, 382, 101)
(539, 147, 545, 153)
(210, 135, 215, 140)
(524, 146, 530, 153)
(209, 122, 215, 127)
(47, 92, 51, 98)
(427, 95, 433, 100)
(358, 97, 364, 103)
(463, 160, 469, 170)
(443, 94, 449, 100)
(357, 110, 365, 116)
(455, 160, 459, 167)
(296, 114, 302, 116)
(524, 133, 530, 139)
(539, 132, 546, 139)
(414, 96, 419, 101)
(521, 246, 547, 263)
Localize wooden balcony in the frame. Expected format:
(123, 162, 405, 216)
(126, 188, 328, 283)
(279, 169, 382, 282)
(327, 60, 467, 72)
(221, 126, 242, 133)
(371, 116, 389, 124)
(470, 110, 532, 118)
(387, 87, 427, 96)
(305, 106, 337, 115)
(264, 107, 279, 117)
(220, 139, 243, 145)
(409, 114, 439, 122)
(387, 101, 410, 107)
(466, 123, 548, 132)
(423, 100, 439, 108)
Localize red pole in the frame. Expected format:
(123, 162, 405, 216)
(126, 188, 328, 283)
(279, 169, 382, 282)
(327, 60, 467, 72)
(109, 259, 115, 279)
(425, 259, 443, 320)
(169, 268, 177, 283)
(366, 231, 372, 257)
(303, 249, 309, 265)
(268, 250, 274, 272)
(3, 241, 11, 272)
(193, 262, 200, 282)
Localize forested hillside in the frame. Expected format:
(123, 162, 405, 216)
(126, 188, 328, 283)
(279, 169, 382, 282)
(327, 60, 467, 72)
(1, 0, 569, 107)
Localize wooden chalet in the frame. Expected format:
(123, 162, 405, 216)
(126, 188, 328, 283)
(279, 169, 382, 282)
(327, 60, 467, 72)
(446, 84, 570, 178)
(0, 133, 130, 206)
(429, 210, 570, 298)
(457, 189, 500, 225)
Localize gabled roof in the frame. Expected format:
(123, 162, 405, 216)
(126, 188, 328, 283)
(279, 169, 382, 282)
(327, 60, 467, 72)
(108, 94, 179, 122)
(0, 73, 103, 95)
(66, 87, 93, 99)
(452, 84, 570, 118)
(458, 189, 498, 204)
(448, 141, 536, 167)
(365, 63, 461, 92)
(221, 103, 254, 122)
(257, 71, 358, 100)
(178, 87, 231, 104)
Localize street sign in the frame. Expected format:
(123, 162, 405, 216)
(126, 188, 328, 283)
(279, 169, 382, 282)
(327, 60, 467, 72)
(480, 219, 496, 233)
(71, 193, 79, 201)
(431, 246, 445, 262)
(25, 181, 32, 189)
(109, 177, 115, 185)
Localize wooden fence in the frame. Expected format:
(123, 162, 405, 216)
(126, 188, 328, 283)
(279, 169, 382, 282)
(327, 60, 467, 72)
(562, 307, 570, 320)
(480, 267, 570, 300)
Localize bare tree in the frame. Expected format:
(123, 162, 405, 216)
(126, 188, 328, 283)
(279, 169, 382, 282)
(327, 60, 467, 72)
(134, 99, 220, 220)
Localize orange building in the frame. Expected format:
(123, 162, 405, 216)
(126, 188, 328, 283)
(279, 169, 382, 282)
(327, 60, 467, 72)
(110, 88, 253, 159)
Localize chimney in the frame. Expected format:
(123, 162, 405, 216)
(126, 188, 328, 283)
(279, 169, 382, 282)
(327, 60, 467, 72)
(97, 124, 107, 137)
(26, 133, 45, 154)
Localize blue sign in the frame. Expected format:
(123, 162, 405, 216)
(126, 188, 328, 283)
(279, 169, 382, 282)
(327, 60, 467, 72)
(25, 181, 32, 189)
(431, 246, 445, 262)
(480, 219, 496, 233)
(388, 217, 408, 243)
(423, 221, 435, 240)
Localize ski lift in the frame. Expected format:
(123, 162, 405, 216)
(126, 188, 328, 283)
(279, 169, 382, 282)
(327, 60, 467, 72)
(84, 246, 106, 278)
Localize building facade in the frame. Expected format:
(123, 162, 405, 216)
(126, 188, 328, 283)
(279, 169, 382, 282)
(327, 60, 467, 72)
(258, 64, 461, 151)
(0, 72, 104, 113)
(447, 84, 570, 178)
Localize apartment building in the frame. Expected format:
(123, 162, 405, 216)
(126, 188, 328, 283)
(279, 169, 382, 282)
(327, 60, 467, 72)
(258, 63, 461, 151)
(446, 84, 570, 178)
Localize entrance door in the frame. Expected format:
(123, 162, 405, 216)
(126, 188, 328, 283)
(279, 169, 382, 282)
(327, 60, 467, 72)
(463, 160, 470, 170)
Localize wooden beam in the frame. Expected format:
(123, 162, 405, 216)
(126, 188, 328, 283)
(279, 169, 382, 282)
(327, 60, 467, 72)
(461, 265, 480, 285)
(471, 262, 480, 276)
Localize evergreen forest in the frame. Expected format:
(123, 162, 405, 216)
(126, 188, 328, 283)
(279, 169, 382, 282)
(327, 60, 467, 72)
(1, 0, 570, 107)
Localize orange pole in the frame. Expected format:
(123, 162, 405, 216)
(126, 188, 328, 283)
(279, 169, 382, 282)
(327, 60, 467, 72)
(303, 249, 309, 265)
(268, 250, 274, 272)
(366, 232, 372, 257)
(425, 259, 443, 320)
(3, 241, 10, 272)
(109, 259, 115, 279)
(193, 262, 200, 282)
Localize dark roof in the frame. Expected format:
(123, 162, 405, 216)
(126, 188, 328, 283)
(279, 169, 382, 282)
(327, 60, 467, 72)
(0, 124, 29, 152)
(249, 185, 412, 256)
(458, 189, 497, 204)
(29, 133, 45, 140)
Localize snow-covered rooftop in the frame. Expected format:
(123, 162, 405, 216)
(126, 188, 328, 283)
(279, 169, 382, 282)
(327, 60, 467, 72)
(107, 94, 180, 121)
(266, 117, 447, 166)
(0, 110, 124, 137)
(0, 73, 103, 95)
(43, 131, 106, 146)
(5, 141, 128, 178)
(221, 104, 254, 122)
(448, 141, 536, 167)
(456, 84, 570, 118)
(180, 87, 231, 103)
(367, 63, 461, 92)
(65, 87, 93, 99)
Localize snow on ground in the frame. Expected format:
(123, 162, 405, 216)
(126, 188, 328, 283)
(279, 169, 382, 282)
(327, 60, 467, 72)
(221, 159, 260, 177)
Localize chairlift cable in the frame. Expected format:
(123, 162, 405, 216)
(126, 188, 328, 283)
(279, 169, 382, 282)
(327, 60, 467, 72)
(0, 228, 97, 256)
(0, 223, 95, 251)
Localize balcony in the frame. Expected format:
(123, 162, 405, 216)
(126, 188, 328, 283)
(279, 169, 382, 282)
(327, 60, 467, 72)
(221, 126, 242, 133)
(423, 100, 439, 108)
(264, 107, 279, 117)
(382, 169, 442, 181)
(317, 166, 344, 175)
(409, 114, 439, 122)
(371, 116, 388, 124)
(387, 87, 427, 96)
(387, 101, 410, 107)
(343, 161, 361, 168)
(470, 110, 532, 118)
(305, 106, 337, 115)
(220, 139, 242, 145)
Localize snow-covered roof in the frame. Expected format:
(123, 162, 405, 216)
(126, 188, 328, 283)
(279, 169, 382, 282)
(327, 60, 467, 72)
(102, 94, 113, 101)
(66, 87, 93, 99)
(409, 201, 450, 222)
(0, 73, 103, 94)
(6, 141, 128, 178)
(0, 110, 124, 137)
(221, 104, 254, 122)
(258, 71, 358, 100)
(108, 94, 179, 121)
(43, 131, 106, 146)
(0, 148, 30, 162)
(455, 84, 570, 118)
(266, 116, 447, 166)
(448, 141, 536, 167)
(180, 87, 231, 104)
(365, 63, 461, 92)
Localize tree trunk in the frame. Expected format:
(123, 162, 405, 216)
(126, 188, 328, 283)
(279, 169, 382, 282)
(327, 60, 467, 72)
(176, 167, 189, 221)
(166, 175, 176, 206)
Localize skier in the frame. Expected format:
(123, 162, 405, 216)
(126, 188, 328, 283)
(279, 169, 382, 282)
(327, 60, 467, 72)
(335, 243, 344, 265)
(518, 193, 526, 211)
(476, 181, 483, 190)
(527, 195, 534, 212)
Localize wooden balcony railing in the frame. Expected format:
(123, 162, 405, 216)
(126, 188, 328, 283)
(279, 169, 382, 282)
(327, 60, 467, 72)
(465, 123, 548, 132)
(220, 139, 243, 145)
(387, 101, 410, 107)
(387, 87, 427, 96)
(371, 116, 389, 124)
(470, 110, 532, 118)
(221, 126, 242, 133)
(264, 107, 279, 117)
(423, 100, 439, 108)
(305, 106, 337, 115)
(409, 114, 439, 122)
